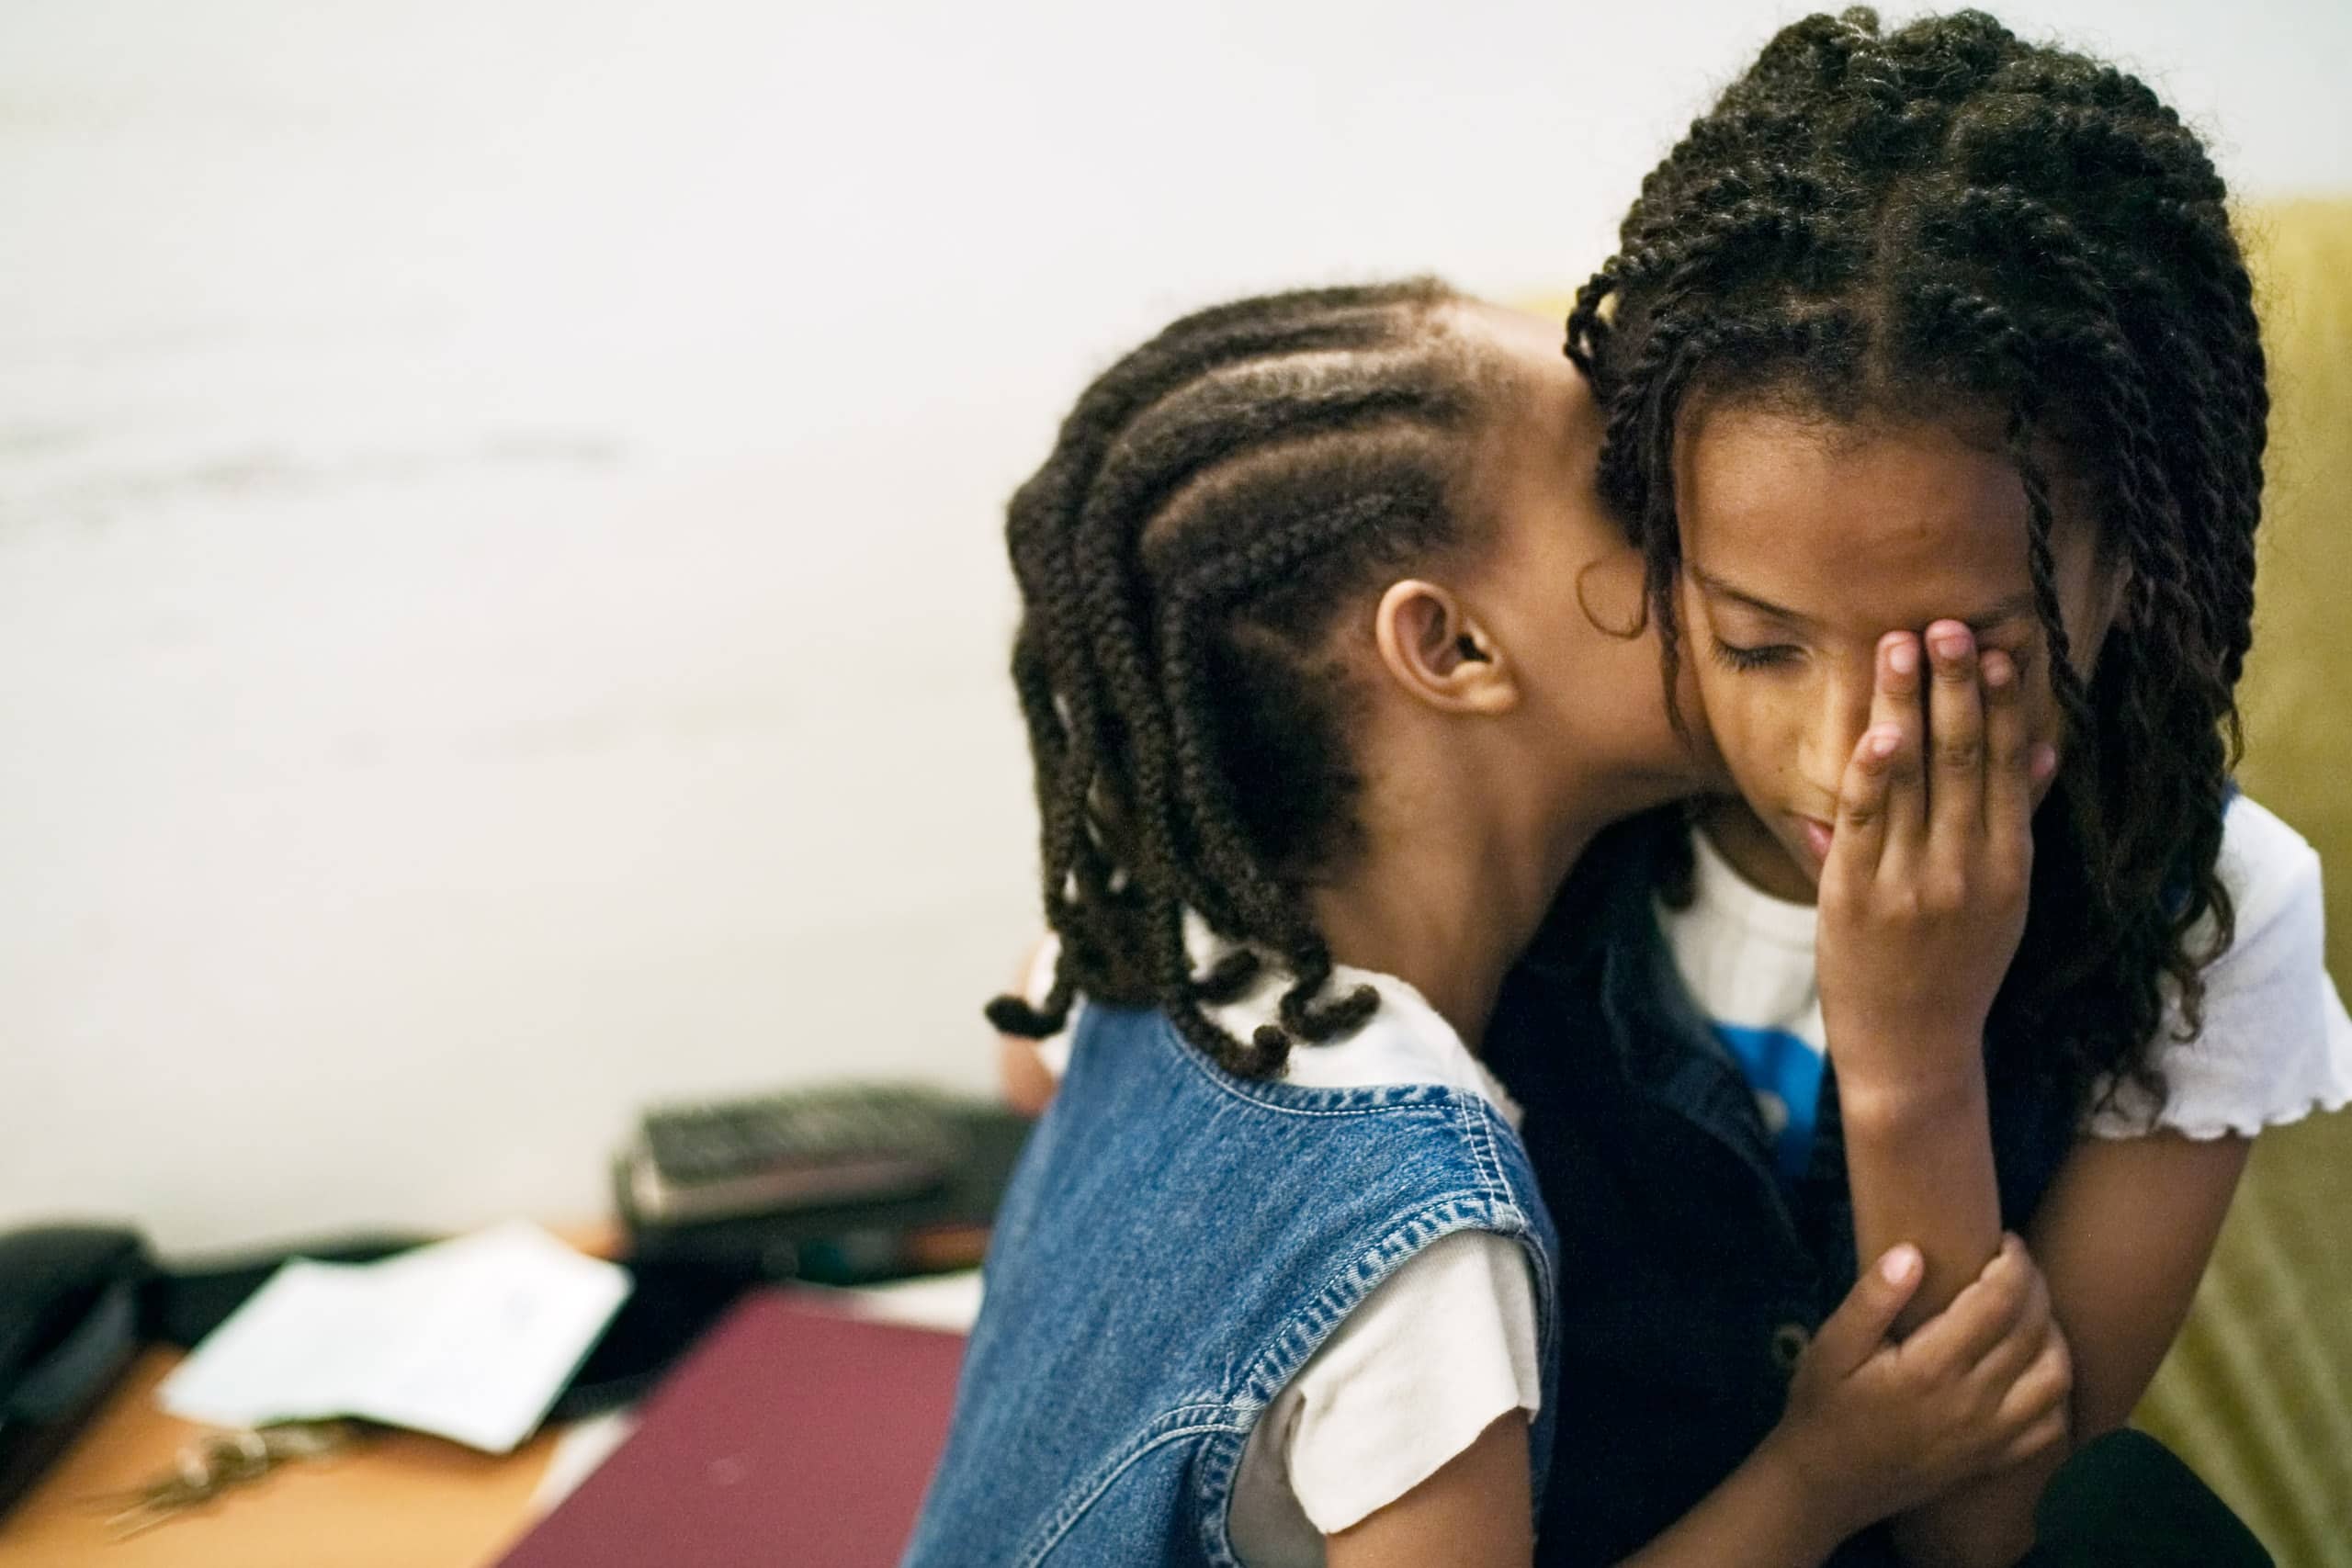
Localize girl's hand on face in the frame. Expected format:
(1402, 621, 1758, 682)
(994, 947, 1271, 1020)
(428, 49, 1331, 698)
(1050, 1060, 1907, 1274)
(1769, 1236, 2074, 1540)
(1815, 623, 2053, 1098)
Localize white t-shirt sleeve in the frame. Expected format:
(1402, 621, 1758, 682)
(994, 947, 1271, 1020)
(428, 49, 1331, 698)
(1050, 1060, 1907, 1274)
(2086, 797, 2352, 1140)
(1226, 1228, 1542, 1566)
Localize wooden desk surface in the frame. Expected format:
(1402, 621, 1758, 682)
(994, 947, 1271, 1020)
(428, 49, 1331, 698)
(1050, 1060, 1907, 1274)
(0, 1224, 622, 1568)
(0, 1349, 565, 1568)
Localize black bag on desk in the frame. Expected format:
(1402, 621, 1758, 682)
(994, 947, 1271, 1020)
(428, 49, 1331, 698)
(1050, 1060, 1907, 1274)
(0, 1225, 152, 1519)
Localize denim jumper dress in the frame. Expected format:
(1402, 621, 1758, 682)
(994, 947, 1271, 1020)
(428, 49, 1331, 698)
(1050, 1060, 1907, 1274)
(905, 999, 1562, 1567)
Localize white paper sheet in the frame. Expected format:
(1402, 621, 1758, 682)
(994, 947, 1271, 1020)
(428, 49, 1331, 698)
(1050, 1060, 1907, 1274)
(157, 1221, 632, 1452)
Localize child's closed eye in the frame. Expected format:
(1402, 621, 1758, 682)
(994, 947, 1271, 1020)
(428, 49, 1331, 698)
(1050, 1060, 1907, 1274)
(1708, 637, 1799, 673)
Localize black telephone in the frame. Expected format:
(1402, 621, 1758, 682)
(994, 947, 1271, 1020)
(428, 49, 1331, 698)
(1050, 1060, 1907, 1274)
(0, 1224, 152, 1520)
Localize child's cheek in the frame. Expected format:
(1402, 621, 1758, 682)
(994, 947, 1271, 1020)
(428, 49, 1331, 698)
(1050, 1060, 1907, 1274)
(1705, 675, 1781, 793)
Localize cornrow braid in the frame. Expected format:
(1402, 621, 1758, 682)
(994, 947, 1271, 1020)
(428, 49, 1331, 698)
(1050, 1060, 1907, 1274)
(988, 279, 1498, 1077)
(989, 292, 1427, 1037)
(995, 294, 1428, 1015)
(1571, 7, 2267, 1117)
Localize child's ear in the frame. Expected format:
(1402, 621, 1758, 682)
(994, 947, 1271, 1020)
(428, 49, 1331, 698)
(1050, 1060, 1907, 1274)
(1372, 580, 1521, 716)
(2073, 556, 2139, 677)
(2107, 558, 2142, 634)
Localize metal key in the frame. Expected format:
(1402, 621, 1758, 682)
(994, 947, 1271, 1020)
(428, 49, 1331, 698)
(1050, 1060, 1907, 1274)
(93, 1420, 371, 1540)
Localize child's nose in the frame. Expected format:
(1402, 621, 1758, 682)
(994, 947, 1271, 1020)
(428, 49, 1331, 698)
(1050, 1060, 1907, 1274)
(1796, 660, 1877, 806)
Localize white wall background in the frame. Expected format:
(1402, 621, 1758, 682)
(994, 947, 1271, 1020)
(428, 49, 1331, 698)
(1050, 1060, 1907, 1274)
(4, 0, 2346, 1252)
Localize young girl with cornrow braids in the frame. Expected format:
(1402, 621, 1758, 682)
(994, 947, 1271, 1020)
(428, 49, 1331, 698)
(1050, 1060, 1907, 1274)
(1481, 8, 2346, 1564)
(908, 284, 2067, 1567)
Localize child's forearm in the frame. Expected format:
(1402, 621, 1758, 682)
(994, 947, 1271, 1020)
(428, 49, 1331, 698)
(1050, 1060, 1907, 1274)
(1840, 1058, 2044, 1565)
(1614, 1432, 1856, 1568)
(1838, 1055, 2002, 1334)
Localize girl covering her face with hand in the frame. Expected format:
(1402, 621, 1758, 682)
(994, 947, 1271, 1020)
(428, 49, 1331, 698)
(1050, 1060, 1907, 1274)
(1484, 7, 2347, 1564)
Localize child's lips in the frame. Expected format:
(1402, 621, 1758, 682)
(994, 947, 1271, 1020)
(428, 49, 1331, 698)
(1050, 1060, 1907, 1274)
(1799, 817, 1835, 864)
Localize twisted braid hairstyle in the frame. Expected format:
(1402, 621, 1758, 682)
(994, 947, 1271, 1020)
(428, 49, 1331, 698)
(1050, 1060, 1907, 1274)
(988, 279, 1508, 1077)
(1568, 8, 2267, 1114)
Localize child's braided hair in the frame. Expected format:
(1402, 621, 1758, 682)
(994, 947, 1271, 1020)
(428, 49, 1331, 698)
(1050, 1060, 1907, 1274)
(989, 280, 1503, 1077)
(1568, 8, 2267, 1111)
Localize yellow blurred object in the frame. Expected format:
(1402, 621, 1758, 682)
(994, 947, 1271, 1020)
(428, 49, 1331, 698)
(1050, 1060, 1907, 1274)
(2132, 199, 2352, 1567)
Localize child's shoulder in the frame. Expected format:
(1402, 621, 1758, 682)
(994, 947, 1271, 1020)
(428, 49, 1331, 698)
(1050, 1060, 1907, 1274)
(1234, 965, 1524, 1125)
(2212, 793, 2325, 935)
(1046, 922, 1528, 1126)
(2086, 791, 2352, 1141)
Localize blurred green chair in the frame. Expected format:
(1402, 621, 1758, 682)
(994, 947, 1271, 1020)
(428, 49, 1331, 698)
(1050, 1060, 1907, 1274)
(2132, 198, 2352, 1568)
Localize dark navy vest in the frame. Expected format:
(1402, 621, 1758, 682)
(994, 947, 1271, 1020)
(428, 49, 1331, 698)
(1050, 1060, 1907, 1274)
(1485, 811, 2079, 1567)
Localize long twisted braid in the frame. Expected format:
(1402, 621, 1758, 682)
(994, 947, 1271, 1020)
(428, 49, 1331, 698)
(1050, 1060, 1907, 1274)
(1570, 8, 2267, 1112)
(989, 280, 1498, 1077)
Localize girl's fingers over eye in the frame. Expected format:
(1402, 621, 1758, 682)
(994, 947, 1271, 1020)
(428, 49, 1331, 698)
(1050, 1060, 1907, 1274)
(1828, 721, 1902, 878)
(1880, 627, 1923, 701)
(1924, 620, 1984, 852)
(1871, 631, 1927, 868)
(1980, 648, 2032, 845)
